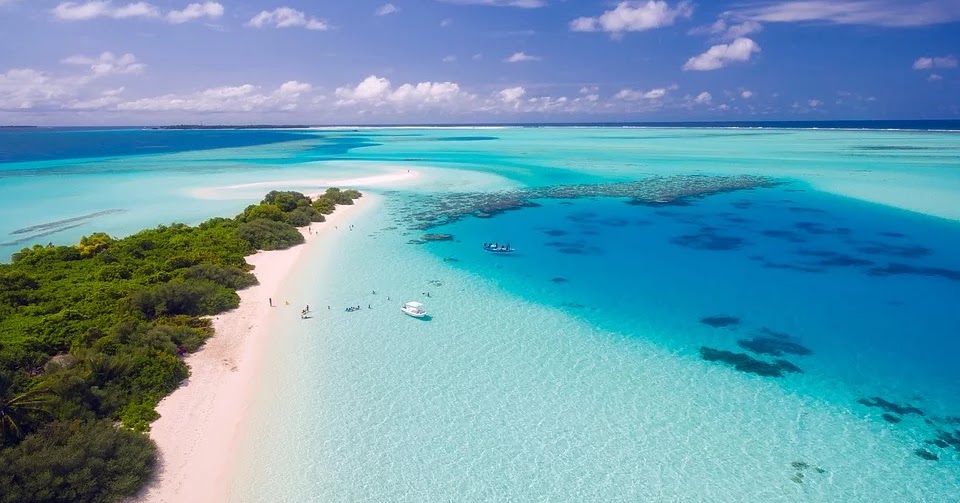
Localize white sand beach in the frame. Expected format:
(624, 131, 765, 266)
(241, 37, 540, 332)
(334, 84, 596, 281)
(137, 173, 412, 503)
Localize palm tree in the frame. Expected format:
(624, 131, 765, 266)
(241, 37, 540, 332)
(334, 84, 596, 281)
(0, 382, 52, 443)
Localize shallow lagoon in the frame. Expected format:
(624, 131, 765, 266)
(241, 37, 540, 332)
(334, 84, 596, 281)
(2, 126, 959, 500)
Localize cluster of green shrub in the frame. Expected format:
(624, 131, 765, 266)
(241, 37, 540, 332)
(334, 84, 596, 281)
(0, 188, 361, 503)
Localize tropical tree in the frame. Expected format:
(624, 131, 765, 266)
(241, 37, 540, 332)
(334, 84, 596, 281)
(0, 381, 51, 444)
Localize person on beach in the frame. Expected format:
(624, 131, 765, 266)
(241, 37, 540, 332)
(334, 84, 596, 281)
(269, 297, 273, 307)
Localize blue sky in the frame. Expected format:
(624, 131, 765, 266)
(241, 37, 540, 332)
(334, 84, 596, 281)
(0, 0, 958, 124)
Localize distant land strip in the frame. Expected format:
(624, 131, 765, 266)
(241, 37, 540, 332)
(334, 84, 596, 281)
(10, 209, 126, 235)
(2, 223, 87, 246)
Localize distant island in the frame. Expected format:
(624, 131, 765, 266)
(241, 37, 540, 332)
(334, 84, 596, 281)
(153, 124, 315, 130)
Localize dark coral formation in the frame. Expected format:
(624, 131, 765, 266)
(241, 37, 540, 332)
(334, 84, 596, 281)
(550, 277, 569, 283)
(757, 259, 824, 273)
(794, 249, 874, 267)
(759, 328, 791, 340)
(773, 359, 803, 374)
(762, 229, 807, 243)
(699, 347, 802, 378)
(932, 429, 960, 452)
(700, 315, 740, 328)
(914, 449, 939, 461)
(882, 413, 902, 424)
(867, 263, 960, 282)
(543, 229, 568, 236)
(794, 221, 853, 236)
(671, 230, 745, 251)
(736, 336, 813, 357)
(395, 175, 778, 230)
(790, 461, 827, 484)
(789, 207, 827, 214)
(421, 233, 454, 242)
(856, 397, 925, 416)
(856, 242, 931, 258)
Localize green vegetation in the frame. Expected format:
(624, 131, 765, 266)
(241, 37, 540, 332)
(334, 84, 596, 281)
(0, 188, 361, 502)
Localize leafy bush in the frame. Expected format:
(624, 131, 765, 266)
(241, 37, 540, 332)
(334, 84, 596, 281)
(130, 281, 239, 319)
(236, 218, 304, 251)
(311, 196, 336, 214)
(323, 187, 354, 205)
(284, 207, 324, 227)
(261, 190, 311, 212)
(0, 420, 156, 503)
(182, 264, 258, 290)
(238, 203, 284, 223)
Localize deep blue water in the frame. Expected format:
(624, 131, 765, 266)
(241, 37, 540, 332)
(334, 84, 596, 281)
(415, 184, 960, 415)
(0, 128, 318, 163)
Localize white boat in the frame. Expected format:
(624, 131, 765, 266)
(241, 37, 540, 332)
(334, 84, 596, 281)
(400, 301, 427, 318)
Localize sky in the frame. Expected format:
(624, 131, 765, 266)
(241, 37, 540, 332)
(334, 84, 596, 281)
(0, 0, 958, 125)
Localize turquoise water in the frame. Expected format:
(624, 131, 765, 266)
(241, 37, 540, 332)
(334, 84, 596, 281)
(2, 127, 959, 500)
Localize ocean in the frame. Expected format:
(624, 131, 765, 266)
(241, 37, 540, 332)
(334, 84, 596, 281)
(2, 125, 959, 501)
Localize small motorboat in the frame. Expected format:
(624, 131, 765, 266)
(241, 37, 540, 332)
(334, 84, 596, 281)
(400, 301, 427, 318)
(482, 242, 514, 253)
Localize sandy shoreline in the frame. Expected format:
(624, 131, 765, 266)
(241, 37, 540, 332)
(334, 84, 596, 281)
(137, 173, 413, 503)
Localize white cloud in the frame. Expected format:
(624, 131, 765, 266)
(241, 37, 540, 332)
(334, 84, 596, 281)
(808, 99, 822, 107)
(741, 90, 753, 99)
(928, 73, 944, 81)
(472, 53, 483, 60)
(53, 1, 159, 20)
(683, 37, 761, 71)
(0, 69, 67, 110)
(694, 91, 712, 104)
(435, 0, 545, 7)
(335, 75, 473, 108)
(499, 86, 526, 102)
(913, 55, 958, 70)
(375, 3, 399, 16)
(504, 51, 540, 63)
(734, 0, 960, 27)
(62, 52, 146, 75)
(615, 87, 669, 100)
(691, 18, 762, 41)
(442, 55, 457, 63)
(66, 88, 127, 110)
(116, 81, 313, 112)
(440, 18, 453, 27)
(248, 7, 329, 30)
(167, 2, 222, 24)
(53, 1, 223, 23)
(0, 52, 148, 111)
(570, 1, 693, 35)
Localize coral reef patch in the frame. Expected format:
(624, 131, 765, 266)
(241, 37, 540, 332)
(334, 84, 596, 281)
(700, 315, 740, 328)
